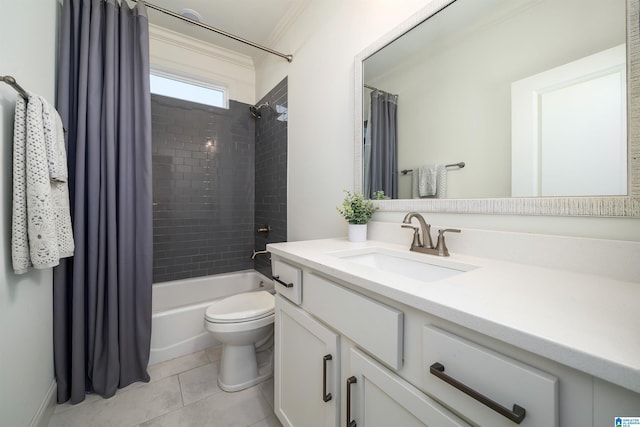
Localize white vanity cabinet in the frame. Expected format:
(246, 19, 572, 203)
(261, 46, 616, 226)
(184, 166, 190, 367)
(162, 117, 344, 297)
(272, 259, 468, 427)
(270, 250, 640, 427)
(275, 294, 340, 427)
(347, 347, 470, 427)
(303, 273, 468, 426)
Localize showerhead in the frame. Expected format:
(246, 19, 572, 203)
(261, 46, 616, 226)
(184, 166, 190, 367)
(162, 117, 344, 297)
(249, 105, 261, 118)
(249, 102, 270, 118)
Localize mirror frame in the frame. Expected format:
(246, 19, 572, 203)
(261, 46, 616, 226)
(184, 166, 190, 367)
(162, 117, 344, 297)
(354, 0, 640, 217)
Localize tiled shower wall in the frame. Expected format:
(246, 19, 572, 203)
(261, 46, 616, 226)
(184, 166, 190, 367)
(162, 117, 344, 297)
(152, 95, 255, 283)
(254, 78, 288, 278)
(151, 78, 288, 283)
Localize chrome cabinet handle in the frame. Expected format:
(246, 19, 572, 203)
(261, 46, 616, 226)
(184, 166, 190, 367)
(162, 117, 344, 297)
(272, 275, 293, 288)
(346, 376, 357, 427)
(430, 362, 526, 424)
(322, 354, 332, 402)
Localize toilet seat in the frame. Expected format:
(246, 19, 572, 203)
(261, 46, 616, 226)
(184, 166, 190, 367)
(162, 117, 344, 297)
(205, 291, 274, 323)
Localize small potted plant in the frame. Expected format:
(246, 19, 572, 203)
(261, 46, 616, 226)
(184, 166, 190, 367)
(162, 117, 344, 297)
(336, 190, 383, 242)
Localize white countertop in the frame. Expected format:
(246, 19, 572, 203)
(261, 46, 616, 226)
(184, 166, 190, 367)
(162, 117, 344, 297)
(267, 238, 640, 394)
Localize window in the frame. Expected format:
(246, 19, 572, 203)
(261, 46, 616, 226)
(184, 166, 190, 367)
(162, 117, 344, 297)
(150, 73, 227, 108)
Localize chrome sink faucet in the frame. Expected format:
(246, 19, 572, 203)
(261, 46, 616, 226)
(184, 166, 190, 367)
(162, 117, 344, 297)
(401, 212, 460, 257)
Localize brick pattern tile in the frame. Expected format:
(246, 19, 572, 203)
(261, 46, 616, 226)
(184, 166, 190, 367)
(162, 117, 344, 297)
(151, 95, 255, 282)
(253, 78, 288, 278)
(151, 78, 288, 284)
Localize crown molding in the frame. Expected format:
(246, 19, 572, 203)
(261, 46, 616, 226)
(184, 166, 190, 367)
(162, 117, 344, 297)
(253, 0, 312, 65)
(149, 24, 255, 70)
(266, 0, 312, 47)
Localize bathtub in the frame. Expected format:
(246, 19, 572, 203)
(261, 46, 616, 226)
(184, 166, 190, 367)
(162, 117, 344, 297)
(149, 269, 274, 365)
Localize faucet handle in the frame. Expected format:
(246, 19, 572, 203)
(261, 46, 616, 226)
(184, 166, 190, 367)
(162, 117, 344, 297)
(438, 228, 461, 236)
(435, 228, 461, 257)
(401, 224, 422, 247)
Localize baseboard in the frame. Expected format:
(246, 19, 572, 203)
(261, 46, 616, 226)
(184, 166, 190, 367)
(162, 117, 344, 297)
(30, 380, 56, 427)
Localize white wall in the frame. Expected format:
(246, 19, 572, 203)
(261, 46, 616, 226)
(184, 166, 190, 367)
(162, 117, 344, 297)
(149, 24, 256, 105)
(0, 1, 58, 426)
(256, 0, 640, 242)
(256, 0, 435, 241)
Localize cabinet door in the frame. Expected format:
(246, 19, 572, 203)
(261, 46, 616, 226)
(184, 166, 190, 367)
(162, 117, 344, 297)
(275, 295, 340, 427)
(347, 348, 470, 427)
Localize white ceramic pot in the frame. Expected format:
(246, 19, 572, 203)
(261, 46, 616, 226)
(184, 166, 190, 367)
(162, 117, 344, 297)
(348, 223, 367, 242)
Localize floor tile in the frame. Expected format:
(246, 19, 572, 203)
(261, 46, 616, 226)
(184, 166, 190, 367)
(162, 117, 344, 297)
(54, 362, 172, 414)
(48, 348, 278, 427)
(258, 378, 275, 410)
(178, 363, 221, 405)
(141, 385, 272, 427)
(53, 392, 104, 415)
(256, 347, 274, 377)
(249, 413, 283, 427)
(48, 376, 182, 427)
(148, 350, 210, 382)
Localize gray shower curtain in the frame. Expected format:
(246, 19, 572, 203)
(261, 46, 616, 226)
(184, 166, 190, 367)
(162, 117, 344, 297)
(53, 0, 153, 404)
(367, 90, 398, 199)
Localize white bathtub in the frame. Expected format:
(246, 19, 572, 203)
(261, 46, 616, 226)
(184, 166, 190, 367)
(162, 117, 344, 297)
(149, 269, 274, 365)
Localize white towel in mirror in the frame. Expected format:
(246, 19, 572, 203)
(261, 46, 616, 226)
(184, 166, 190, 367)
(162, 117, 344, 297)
(435, 164, 447, 198)
(418, 164, 437, 197)
(411, 164, 447, 199)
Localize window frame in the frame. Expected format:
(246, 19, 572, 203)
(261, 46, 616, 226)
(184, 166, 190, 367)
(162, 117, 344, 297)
(149, 70, 228, 109)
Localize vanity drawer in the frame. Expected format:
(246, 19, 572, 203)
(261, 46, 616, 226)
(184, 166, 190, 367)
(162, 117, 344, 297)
(304, 272, 403, 370)
(272, 259, 302, 305)
(422, 326, 558, 427)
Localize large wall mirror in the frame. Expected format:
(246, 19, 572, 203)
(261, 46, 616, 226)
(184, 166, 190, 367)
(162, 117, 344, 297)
(354, 0, 640, 216)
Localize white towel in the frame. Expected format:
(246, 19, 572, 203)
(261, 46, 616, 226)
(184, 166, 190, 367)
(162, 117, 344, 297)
(40, 96, 74, 259)
(41, 99, 68, 182)
(12, 97, 30, 273)
(418, 164, 437, 197)
(435, 164, 447, 198)
(12, 95, 74, 274)
(411, 164, 447, 199)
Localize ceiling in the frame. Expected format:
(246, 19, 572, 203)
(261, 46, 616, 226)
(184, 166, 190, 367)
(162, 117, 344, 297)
(139, 0, 311, 63)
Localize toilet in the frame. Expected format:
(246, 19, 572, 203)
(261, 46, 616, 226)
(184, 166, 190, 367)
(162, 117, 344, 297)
(204, 290, 275, 392)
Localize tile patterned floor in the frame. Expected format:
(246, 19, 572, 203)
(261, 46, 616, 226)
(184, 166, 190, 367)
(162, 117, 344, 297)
(48, 346, 282, 427)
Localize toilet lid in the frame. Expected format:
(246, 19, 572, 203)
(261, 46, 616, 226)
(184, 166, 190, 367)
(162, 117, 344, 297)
(205, 291, 275, 323)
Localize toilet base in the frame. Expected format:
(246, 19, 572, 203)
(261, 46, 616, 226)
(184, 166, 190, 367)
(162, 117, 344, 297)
(218, 369, 272, 392)
(217, 342, 273, 392)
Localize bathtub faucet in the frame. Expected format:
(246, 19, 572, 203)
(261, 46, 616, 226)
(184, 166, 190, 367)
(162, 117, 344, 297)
(251, 250, 269, 260)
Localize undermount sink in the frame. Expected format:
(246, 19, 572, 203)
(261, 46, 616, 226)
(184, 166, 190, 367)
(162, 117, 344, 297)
(331, 247, 477, 283)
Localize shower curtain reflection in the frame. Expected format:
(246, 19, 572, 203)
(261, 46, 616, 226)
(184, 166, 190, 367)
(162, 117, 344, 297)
(364, 89, 398, 199)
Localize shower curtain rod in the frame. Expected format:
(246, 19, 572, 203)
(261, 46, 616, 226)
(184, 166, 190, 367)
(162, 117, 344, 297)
(130, 0, 293, 63)
(364, 84, 396, 95)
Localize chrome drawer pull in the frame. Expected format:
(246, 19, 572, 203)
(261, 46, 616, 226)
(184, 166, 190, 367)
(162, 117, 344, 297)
(429, 362, 526, 424)
(322, 354, 332, 402)
(272, 275, 293, 288)
(346, 376, 357, 427)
